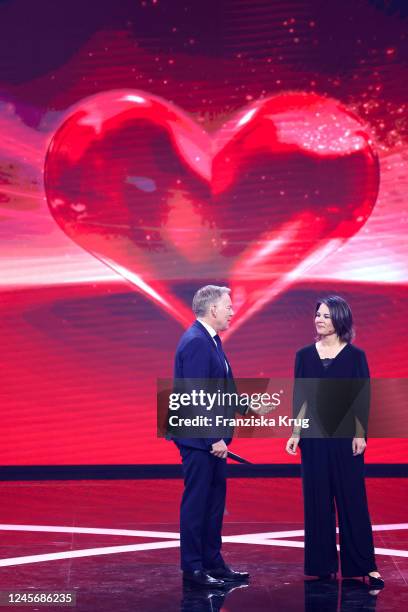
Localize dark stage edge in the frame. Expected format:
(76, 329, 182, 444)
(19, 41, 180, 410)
(0, 463, 407, 480)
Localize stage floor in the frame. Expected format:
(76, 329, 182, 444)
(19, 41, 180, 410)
(0, 478, 406, 610)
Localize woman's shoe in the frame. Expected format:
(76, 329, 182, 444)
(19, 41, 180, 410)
(363, 573, 385, 588)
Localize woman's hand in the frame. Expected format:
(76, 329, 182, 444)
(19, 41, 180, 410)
(352, 437, 366, 455)
(286, 437, 300, 455)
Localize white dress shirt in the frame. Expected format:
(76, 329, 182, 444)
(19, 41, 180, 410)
(197, 319, 229, 373)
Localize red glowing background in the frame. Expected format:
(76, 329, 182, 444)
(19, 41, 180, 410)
(0, 0, 407, 465)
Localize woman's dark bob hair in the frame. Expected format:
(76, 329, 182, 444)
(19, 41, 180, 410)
(315, 295, 355, 343)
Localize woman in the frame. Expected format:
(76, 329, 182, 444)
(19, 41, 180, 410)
(286, 295, 383, 587)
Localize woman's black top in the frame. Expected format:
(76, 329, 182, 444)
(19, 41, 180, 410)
(321, 357, 333, 368)
(293, 343, 370, 438)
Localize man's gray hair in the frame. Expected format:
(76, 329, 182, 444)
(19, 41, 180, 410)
(192, 285, 231, 317)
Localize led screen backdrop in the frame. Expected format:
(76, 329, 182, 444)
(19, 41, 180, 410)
(0, 0, 407, 465)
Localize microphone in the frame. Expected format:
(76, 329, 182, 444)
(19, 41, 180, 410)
(227, 451, 252, 464)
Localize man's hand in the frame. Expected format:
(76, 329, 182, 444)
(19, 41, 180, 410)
(285, 437, 300, 455)
(211, 440, 228, 459)
(250, 402, 274, 416)
(352, 437, 366, 455)
(251, 379, 279, 415)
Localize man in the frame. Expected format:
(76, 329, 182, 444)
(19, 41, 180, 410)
(172, 285, 250, 587)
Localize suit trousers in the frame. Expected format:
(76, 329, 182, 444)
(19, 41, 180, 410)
(178, 445, 227, 572)
(300, 438, 377, 577)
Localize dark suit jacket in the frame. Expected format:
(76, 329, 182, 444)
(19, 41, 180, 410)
(171, 320, 239, 450)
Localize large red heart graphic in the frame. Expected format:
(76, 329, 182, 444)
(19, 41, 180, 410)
(44, 90, 379, 336)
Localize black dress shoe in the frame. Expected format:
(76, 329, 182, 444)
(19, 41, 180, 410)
(207, 566, 250, 582)
(183, 570, 225, 587)
(318, 572, 337, 580)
